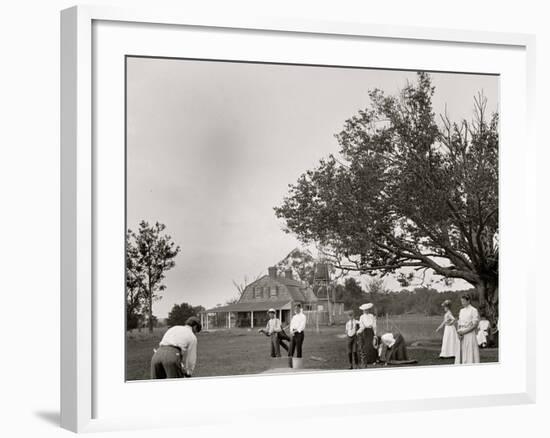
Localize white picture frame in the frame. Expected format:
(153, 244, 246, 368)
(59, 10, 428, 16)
(61, 5, 536, 433)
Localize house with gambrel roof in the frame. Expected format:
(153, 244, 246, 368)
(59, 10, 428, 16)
(201, 266, 323, 329)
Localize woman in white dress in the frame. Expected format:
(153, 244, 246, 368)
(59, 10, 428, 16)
(435, 299, 459, 358)
(476, 313, 491, 348)
(455, 293, 480, 364)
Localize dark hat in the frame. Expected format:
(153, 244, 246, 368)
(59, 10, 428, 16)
(185, 316, 202, 332)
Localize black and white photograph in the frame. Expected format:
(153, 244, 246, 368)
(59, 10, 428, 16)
(125, 57, 499, 380)
(5, 0, 550, 435)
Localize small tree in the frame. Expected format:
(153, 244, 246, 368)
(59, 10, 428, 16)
(166, 302, 203, 327)
(126, 232, 144, 331)
(126, 221, 180, 333)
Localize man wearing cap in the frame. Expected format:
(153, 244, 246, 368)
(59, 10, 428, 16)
(260, 308, 288, 357)
(150, 316, 201, 379)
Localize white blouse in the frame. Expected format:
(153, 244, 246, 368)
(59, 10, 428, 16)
(357, 313, 377, 333)
(457, 305, 480, 331)
(444, 310, 456, 325)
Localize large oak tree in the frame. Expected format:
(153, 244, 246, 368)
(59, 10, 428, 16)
(275, 72, 499, 322)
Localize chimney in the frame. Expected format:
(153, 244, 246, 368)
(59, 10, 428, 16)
(285, 268, 293, 280)
(268, 266, 277, 279)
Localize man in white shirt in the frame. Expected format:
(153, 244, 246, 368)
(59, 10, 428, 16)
(150, 316, 201, 379)
(344, 310, 360, 369)
(288, 303, 306, 362)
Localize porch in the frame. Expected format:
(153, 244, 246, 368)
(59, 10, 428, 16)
(201, 300, 292, 330)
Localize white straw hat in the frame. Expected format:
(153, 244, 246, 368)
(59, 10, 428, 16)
(267, 308, 276, 313)
(359, 303, 373, 310)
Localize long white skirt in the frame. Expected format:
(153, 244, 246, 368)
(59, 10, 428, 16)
(440, 325, 459, 358)
(455, 331, 480, 364)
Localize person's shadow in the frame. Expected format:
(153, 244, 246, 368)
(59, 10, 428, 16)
(34, 411, 60, 426)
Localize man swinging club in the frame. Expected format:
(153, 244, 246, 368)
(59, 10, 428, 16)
(258, 308, 290, 357)
(150, 316, 201, 379)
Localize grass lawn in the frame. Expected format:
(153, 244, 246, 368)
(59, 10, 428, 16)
(126, 314, 498, 380)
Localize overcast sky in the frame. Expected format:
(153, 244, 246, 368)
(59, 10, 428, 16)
(126, 57, 498, 317)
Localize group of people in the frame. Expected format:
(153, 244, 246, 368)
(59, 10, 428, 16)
(258, 302, 307, 367)
(259, 292, 493, 370)
(344, 303, 415, 369)
(148, 293, 495, 379)
(436, 293, 495, 364)
(261, 301, 414, 369)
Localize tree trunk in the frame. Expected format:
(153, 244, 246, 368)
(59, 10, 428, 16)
(148, 279, 154, 333)
(475, 278, 498, 327)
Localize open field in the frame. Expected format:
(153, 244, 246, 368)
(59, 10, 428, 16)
(126, 314, 498, 380)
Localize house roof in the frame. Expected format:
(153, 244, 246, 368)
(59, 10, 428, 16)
(251, 275, 318, 303)
(205, 300, 292, 313)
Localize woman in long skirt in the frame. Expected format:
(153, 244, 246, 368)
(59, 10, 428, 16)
(436, 299, 459, 358)
(455, 293, 480, 365)
(357, 303, 378, 366)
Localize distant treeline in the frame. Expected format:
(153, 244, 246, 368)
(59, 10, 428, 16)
(332, 278, 479, 317)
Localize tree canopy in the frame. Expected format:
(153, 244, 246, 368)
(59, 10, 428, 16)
(275, 72, 499, 321)
(167, 302, 205, 327)
(334, 278, 476, 318)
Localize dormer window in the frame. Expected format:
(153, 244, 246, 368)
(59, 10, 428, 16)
(254, 286, 262, 299)
(270, 286, 278, 297)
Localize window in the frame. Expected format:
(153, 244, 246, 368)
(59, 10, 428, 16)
(270, 286, 278, 297)
(254, 287, 262, 299)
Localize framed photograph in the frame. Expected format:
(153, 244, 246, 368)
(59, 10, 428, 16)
(61, 5, 536, 432)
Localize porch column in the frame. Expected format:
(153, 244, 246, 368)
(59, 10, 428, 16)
(250, 311, 254, 328)
(279, 309, 282, 321)
(227, 312, 231, 329)
(200, 312, 204, 329)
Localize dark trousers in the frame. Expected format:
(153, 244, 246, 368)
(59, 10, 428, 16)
(150, 345, 184, 379)
(270, 331, 290, 357)
(289, 331, 304, 358)
(346, 335, 359, 366)
(270, 333, 282, 357)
